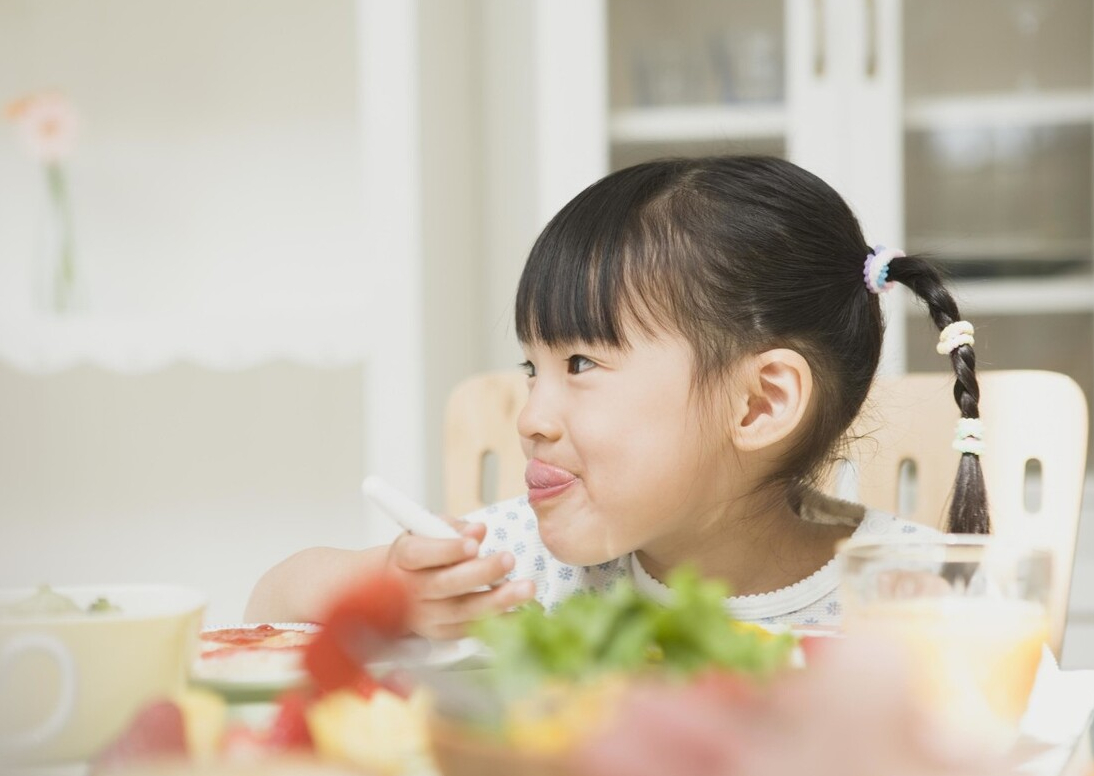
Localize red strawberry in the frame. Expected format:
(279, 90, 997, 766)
(93, 699, 187, 768)
(264, 691, 313, 750)
(302, 626, 361, 694)
(323, 571, 411, 640)
(303, 572, 411, 694)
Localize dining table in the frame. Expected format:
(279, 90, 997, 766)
(119, 643, 1094, 776)
(1010, 648, 1094, 775)
(4, 629, 1093, 776)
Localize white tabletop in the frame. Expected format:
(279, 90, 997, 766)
(1015, 647, 1094, 774)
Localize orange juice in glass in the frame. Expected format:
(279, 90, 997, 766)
(838, 537, 1051, 751)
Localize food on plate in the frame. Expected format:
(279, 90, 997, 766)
(193, 624, 317, 683)
(94, 698, 190, 769)
(307, 688, 431, 775)
(0, 584, 120, 616)
(93, 684, 426, 776)
(87, 596, 122, 613)
(464, 566, 798, 754)
(303, 572, 410, 693)
(174, 687, 229, 759)
(96, 668, 426, 775)
(92, 688, 230, 769)
(293, 567, 799, 770)
(476, 565, 795, 685)
(201, 624, 316, 653)
(96, 569, 803, 776)
(100, 574, 425, 773)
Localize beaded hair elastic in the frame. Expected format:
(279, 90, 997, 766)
(942, 323, 982, 455)
(953, 416, 985, 456)
(937, 320, 975, 355)
(864, 248, 983, 456)
(863, 246, 904, 294)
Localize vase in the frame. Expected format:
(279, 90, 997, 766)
(34, 163, 83, 315)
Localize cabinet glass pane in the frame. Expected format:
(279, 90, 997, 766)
(905, 0, 1093, 97)
(906, 125, 1092, 277)
(608, 0, 785, 110)
(902, 0, 1094, 466)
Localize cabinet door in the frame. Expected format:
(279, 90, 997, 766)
(787, 0, 906, 373)
(608, 0, 901, 238)
(788, 0, 902, 229)
(607, 0, 908, 370)
(607, 0, 790, 169)
(900, 0, 1094, 460)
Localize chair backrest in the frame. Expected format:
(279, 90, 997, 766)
(443, 368, 1088, 654)
(443, 370, 528, 518)
(841, 369, 1088, 655)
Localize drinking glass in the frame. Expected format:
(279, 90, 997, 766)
(839, 537, 1051, 751)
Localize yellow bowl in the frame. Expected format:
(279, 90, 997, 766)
(0, 584, 206, 766)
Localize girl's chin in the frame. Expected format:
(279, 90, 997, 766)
(533, 502, 624, 566)
(539, 531, 614, 567)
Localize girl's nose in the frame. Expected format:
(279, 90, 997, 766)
(517, 384, 563, 443)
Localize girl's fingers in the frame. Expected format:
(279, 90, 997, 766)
(457, 520, 487, 542)
(389, 532, 479, 571)
(434, 511, 486, 541)
(415, 552, 518, 599)
(416, 579, 536, 628)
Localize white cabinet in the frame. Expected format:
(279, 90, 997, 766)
(515, 0, 1094, 664)
(525, 0, 1094, 408)
(564, 0, 911, 369)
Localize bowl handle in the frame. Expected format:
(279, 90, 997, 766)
(0, 632, 77, 753)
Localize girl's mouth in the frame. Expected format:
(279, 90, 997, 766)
(525, 459, 578, 504)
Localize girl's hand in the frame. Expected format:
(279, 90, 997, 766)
(385, 518, 536, 640)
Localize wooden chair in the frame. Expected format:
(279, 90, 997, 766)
(443, 368, 1088, 654)
(443, 370, 528, 518)
(840, 370, 1088, 655)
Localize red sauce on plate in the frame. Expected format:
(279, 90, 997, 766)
(201, 624, 291, 647)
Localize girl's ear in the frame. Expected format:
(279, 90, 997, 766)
(729, 349, 813, 451)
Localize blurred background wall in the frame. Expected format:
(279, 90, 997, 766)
(1, 0, 1092, 667)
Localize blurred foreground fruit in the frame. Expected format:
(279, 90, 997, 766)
(307, 687, 430, 775)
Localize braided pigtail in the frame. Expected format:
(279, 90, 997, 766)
(865, 247, 990, 534)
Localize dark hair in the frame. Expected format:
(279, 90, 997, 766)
(515, 155, 988, 534)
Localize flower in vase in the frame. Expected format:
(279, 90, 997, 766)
(5, 91, 82, 313)
(5, 91, 80, 162)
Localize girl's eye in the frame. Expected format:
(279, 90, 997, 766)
(567, 355, 596, 375)
(519, 360, 536, 378)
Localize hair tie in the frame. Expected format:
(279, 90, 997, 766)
(936, 320, 975, 355)
(863, 246, 904, 294)
(953, 417, 985, 456)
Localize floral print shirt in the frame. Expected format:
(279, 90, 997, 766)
(466, 490, 937, 628)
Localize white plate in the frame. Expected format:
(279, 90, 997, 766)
(190, 623, 485, 698)
(191, 622, 317, 696)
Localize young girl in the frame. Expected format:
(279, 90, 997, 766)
(246, 155, 987, 639)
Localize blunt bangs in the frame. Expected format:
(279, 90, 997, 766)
(515, 164, 684, 349)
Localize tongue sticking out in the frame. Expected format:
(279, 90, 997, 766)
(525, 459, 577, 489)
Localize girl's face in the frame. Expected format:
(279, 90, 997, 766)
(517, 326, 739, 566)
